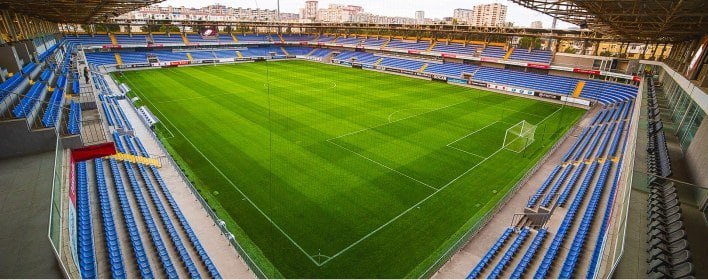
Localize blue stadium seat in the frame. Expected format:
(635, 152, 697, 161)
(510, 228, 548, 278)
(108, 159, 155, 278)
(115, 34, 147, 45)
(136, 163, 201, 278)
(480, 46, 506, 58)
(148, 166, 222, 278)
(94, 159, 128, 278)
(527, 165, 562, 208)
(122, 161, 179, 278)
(12, 82, 46, 118)
(467, 228, 514, 278)
(431, 42, 479, 55)
(539, 165, 576, 208)
(42, 88, 64, 127)
(386, 39, 431, 50)
(508, 49, 553, 64)
(76, 162, 98, 279)
(586, 159, 624, 278)
(487, 227, 531, 278)
(557, 162, 597, 208)
(68, 102, 81, 135)
(559, 161, 613, 278)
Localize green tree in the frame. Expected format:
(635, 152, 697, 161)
(160, 25, 181, 33)
(599, 50, 614, 57)
(518, 37, 542, 49)
(140, 25, 161, 33)
(563, 46, 577, 54)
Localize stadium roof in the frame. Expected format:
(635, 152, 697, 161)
(0, 0, 164, 23)
(509, 0, 708, 43)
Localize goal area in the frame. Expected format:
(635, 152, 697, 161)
(503, 120, 536, 153)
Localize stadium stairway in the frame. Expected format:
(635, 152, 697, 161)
(573, 81, 585, 97)
(109, 33, 118, 45)
(108, 152, 161, 167)
(114, 53, 123, 66)
(305, 48, 318, 56)
(504, 48, 514, 60)
(280, 47, 290, 56)
(427, 41, 436, 51)
(181, 34, 189, 45)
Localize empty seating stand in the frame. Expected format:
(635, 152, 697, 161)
(467, 228, 514, 278)
(508, 49, 552, 64)
(114, 34, 147, 45)
(386, 39, 431, 51)
(93, 159, 127, 278)
(510, 228, 548, 278)
(68, 101, 81, 135)
(107, 158, 155, 278)
(76, 162, 98, 278)
(431, 42, 478, 55)
(645, 78, 672, 177)
(646, 179, 694, 278)
(480, 46, 506, 59)
(487, 227, 531, 278)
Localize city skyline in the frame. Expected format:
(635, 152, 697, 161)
(158, 0, 577, 28)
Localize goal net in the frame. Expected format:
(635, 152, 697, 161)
(503, 120, 536, 153)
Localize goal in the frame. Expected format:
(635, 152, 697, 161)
(503, 120, 536, 153)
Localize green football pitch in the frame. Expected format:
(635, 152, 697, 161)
(115, 60, 585, 278)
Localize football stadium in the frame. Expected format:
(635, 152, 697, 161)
(0, 0, 706, 279)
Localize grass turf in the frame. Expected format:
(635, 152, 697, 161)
(115, 60, 585, 278)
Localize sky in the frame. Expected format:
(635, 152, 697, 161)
(158, 0, 577, 29)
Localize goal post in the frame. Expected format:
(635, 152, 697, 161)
(503, 120, 537, 153)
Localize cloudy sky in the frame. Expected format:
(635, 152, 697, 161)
(159, 0, 576, 29)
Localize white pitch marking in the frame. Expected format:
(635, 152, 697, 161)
(446, 145, 487, 159)
(154, 92, 234, 104)
(327, 139, 439, 191)
(447, 121, 500, 146)
(387, 108, 437, 123)
(329, 98, 473, 141)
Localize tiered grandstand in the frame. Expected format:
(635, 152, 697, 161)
(0, 0, 706, 279)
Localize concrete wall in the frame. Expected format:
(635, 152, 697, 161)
(685, 118, 708, 209)
(549, 69, 589, 79)
(13, 43, 31, 65)
(0, 45, 22, 73)
(553, 54, 596, 69)
(481, 62, 504, 69)
(0, 119, 57, 159)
